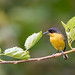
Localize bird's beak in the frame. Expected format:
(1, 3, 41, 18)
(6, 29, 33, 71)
(43, 31, 48, 34)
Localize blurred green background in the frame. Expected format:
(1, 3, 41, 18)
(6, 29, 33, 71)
(0, 0, 75, 75)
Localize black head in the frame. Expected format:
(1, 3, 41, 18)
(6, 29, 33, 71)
(48, 27, 61, 33)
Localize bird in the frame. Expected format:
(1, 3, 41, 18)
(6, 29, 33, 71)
(43, 27, 68, 60)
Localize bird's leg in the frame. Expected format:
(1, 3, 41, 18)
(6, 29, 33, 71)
(55, 50, 59, 54)
(52, 50, 59, 57)
(61, 51, 64, 56)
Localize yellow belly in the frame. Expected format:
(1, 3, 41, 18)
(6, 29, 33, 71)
(50, 33, 65, 51)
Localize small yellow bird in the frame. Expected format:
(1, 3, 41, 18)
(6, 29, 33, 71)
(43, 27, 68, 60)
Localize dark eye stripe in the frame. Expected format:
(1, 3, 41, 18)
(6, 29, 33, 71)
(48, 30, 57, 33)
(50, 30, 55, 33)
(48, 27, 61, 33)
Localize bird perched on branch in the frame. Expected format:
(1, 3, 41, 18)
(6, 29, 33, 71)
(43, 27, 68, 60)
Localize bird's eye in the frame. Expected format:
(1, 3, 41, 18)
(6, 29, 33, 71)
(49, 30, 55, 33)
(50, 30, 54, 33)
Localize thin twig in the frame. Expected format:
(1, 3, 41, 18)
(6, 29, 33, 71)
(0, 48, 75, 64)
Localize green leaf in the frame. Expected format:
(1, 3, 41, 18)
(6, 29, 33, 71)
(61, 21, 69, 32)
(4, 47, 30, 59)
(67, 28, 75, 48)
(67, 17, 75, 30)
(0, 48, 1, 54)
(61, 17, 75, 49)
(25, 31, 42, 50)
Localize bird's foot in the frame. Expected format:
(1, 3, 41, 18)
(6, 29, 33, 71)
(51, 54, 55, 58)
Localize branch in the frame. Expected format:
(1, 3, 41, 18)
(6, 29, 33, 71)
(0, 48, 75, 64)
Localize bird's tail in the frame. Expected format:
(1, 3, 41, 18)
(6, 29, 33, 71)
(62, 46, 68, 60)
(63, 54, 68, 60)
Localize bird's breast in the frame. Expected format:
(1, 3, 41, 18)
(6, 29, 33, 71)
(50, 33, 65, 51)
